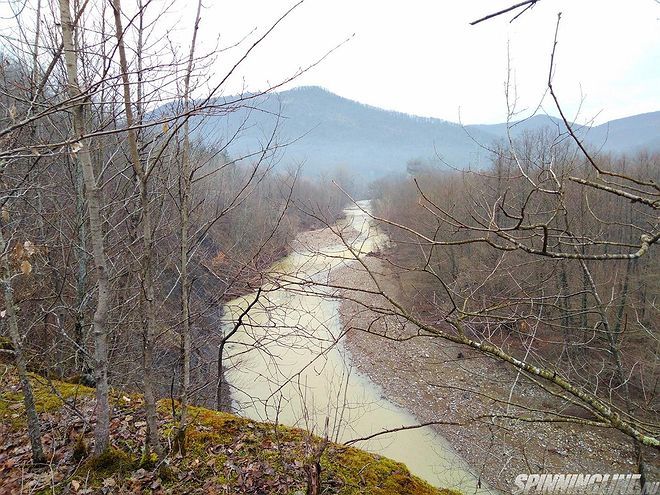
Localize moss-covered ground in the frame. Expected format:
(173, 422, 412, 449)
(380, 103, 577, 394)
(0, 364, 460, 494)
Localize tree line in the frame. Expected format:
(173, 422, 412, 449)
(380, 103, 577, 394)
(0, 0, 348, 464)
(366, 128, 659, 479)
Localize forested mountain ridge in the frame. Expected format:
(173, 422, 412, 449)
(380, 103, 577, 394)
(195, 86, 496, 178)
(468, 111, 660, 155)
(199, 86, 660, 178)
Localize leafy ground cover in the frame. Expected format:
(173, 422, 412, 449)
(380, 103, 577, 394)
(0, 365, 458, 495)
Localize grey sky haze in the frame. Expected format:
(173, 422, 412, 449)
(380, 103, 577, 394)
(190, 0, 659, 125)
(1, 0, 657, 125)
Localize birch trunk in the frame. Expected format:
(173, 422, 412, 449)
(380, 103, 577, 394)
(74, 156, 88, 371)
(177, 0, 203, 450)
(58, 0, 111, 454)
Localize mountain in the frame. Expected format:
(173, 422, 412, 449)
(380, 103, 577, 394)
(195, 87, 495, 179)
(465, 114, 571, 140)
(582, 112, 660, 154)
(194, 86, 659, 178)
(468, 112, 660, 156)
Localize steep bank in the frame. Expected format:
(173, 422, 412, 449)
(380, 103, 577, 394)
(0, 364, 456, 495)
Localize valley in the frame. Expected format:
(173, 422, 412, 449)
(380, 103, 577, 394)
(0, 2, 657, 494)
(222, 201, 491, 494)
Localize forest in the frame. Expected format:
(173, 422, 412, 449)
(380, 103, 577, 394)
(366, 131, 659, 483)
(0, 0, 350, 468)
(0, 0, 658, 494)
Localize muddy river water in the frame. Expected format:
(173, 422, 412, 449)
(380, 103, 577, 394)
(223, 201, 492, 494)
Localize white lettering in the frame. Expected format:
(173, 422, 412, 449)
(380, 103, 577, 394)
(526, 474, 542, 493)
(589, 474, 603, 495)
(553, 474, 573, 495)
(513, 474, 528, 495)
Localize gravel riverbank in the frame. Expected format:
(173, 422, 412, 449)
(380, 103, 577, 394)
(297, 222, 656, 494)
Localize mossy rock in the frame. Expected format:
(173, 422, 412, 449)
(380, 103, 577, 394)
(322, 445, 455, 495)
(0, 368, 93, 416)
(0, 365, 94, 427)
(174, 403, 458, 495)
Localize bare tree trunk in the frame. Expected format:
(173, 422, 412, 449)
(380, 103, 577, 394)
(176, 0, 203, 453)
(556, 261, 572, 350)
(0, 223, 45, 463)
(306, 461, 322, 495)
(111, 0, 161, 455)
(74, 155, 88, 372)
(577, 256, 649, 487)
(59, 0, 111, 455)
(306, 418, 329, 495)
(139, 183, 161, 456)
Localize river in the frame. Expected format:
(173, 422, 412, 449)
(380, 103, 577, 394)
(223, 200, 492, 494)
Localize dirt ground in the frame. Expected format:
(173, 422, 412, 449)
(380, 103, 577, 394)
(298, 222, 658, 494)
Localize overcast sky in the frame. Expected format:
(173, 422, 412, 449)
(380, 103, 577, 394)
(1, 0, 657, 125)
(179, 0, 660, 125)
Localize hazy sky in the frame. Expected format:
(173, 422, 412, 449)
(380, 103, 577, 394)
(184, 0, 659, 125)
(1, 0, 657, 124)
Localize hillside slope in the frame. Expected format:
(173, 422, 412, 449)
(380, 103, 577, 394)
(467, 111, 660, 155)
(197, 86, 497, 179)
(0, 365, 456, 495)
(585, 111, 660, 154)
(192, 86, 659, 179)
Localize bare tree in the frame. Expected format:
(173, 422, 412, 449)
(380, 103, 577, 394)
(175, 0, 203, 451)
(58, 0, 113, 455)
(0, 222, 45, 463)
(110, 0, 163, 456)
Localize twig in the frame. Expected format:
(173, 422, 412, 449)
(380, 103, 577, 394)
(470, 0, 539, 26)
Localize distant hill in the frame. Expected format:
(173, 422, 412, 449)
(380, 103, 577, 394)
(194, 87, 496, 180)
(465, 114, 571, 140)
(193, 86, 659, 179)
(468, 112, 660, 156)
(582, 112, 660, 154)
